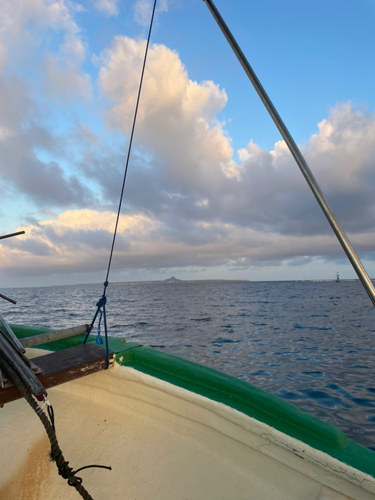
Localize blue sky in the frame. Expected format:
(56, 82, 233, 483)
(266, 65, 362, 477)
(158, 0, 375, 151)
(78, 0, 375, 151)
(0, 0, 375, 287)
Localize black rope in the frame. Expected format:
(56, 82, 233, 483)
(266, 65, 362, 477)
(84, 0, 158, 360)
(104, 0, 158, 288)
(0, 353, 111, 500)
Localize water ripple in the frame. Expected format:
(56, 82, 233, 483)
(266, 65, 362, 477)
(1, 280, 375, 449)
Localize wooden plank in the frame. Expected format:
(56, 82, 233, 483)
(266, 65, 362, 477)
(0, 344, 113, 406)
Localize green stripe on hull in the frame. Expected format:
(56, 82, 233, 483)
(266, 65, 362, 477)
(116, 346, 375, 479)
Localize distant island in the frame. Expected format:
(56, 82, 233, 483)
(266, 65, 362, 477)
(124, 276, 250, 284)
(163, 276, 249, 283)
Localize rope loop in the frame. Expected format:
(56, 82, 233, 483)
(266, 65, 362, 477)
(96, 309, 104, 345)
(56, 460, 74, 480)
(68, 475, 83, 487)
(96, 295, 107, 309)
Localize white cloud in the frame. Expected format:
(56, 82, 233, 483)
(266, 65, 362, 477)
(92, 0, 120, 16)
(0, 0, 85, 69)
(0, 76, 92, 207)
(0, 0, 94, 211)
(98, 37, 231, 193)
(0, 0, 90, 99)
(41, 208, 159, 233)
(1, 96, 375, 281)
(43, 54, 92, 102)
(95, 38, 375, 226)
(2, 205, 375, 281)
(93, 39, 375, 274)
(306, 103, 375, 193)
(0, 209, 162, 276)
(1, 25, 375, 283)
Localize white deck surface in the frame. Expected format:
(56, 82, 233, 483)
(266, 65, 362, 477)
(0, 351, 374, 500)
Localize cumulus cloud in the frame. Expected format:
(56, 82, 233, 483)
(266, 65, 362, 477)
(0, 0, 85, 66)
(2, 206, 375, 280)
(1, 27, 375, 282)
(93, 0, 120, 16)
(98, 37, 230, 198)
(0, 210, 162, 277)
(0, 0, 94, 209)
(0, 0, 90, 99)
(97, 38, 375, 240)
(0, 77, 91, 207)
(43, 54, 92, 103)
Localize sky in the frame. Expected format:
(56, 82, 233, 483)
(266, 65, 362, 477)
(0, 0, 375, 287)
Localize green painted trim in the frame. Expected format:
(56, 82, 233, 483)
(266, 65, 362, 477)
(88, 338, 142, 354)
(9, 324, 375, 478)
(115, 346, 375, 479)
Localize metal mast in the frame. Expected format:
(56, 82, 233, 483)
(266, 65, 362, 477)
(202, 0, 375, 307)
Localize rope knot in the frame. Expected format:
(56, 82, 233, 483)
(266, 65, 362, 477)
(68, 475, 83, 487)
(55, 459, 74, 480)
(96, 296, 107, 309)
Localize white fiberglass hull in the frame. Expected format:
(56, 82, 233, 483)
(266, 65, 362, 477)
(1, 354, 374, 500)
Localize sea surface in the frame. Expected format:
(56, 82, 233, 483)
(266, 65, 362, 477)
(1, 280, 375, 450)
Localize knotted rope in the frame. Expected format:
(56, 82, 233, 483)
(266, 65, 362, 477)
(0, 353, 111, 500)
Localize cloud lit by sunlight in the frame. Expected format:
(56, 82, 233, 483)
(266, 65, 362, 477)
(0, 1, 375, 285)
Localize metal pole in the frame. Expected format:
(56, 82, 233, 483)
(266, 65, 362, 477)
(202, 0, 375, 307)
(0, 330, 47, 400)
(0, 313, 25, 353)
(0, 292, 16, 305)
(0, 231, 25, 240)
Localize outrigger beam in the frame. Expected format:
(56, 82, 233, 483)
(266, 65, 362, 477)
(203, 0, 375, 307)
(20, 324, 90, 348)
(0, 323, 107, 406)
(0, 343, 114, 406)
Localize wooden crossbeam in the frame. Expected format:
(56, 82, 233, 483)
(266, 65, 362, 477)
(0, 344, 113, 406)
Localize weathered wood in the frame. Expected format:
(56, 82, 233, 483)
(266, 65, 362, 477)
(0, 344, 114, 405)
(20, 324, 90, 348)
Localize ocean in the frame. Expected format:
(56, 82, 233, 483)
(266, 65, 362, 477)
(1, 279, 375, 450)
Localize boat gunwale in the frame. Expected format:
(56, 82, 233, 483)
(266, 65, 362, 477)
(8, 323, 375, 480)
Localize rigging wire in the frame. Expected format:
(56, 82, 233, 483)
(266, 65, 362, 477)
(104, 0, 158, 289)
(84, 0, 158, 363)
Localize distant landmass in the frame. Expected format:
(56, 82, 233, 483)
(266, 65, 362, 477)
(126, 276, 250, 284)
(163, 276, 249, 283)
